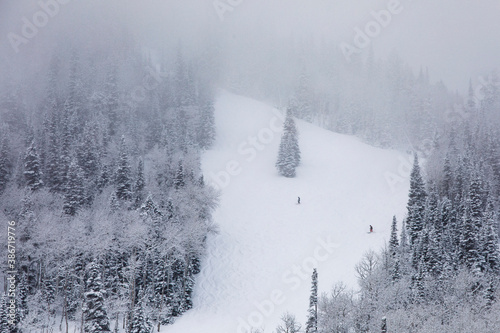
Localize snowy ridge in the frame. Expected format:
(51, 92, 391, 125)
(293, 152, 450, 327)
(164, 91, 410, 333)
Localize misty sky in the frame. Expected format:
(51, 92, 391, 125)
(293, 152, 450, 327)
(1, 0, 499, 92)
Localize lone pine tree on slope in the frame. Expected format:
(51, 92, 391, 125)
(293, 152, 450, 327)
(276, 108, 301, 177)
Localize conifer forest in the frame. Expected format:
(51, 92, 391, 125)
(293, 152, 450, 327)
(1, 1, 499, 332)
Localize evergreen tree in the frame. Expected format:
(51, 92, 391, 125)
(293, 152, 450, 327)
(441, 154, 453, 198)
(459, 202, 481, 272)
(480, 200, 500, 273)
(0, 136, 11, 193)
(78, 124, 100, 181)
(104, 66, 120, 137)
(44, 108, 62, 192)
(115, 136, 132, 201)
(174, 160, 185, 189)
(406, 154, 426, 249)
(276, 108, 301, 178)
(0, 294, 8, 333)
(134, 159, 146, 207)
(129, 293, 152, 333)
(389, 216, 399, 256)
(63, 159, 86, 215)
(24, 140, 44, 191)
(83, 261, 111, 333)
(392, 259, 401, 282)
(305, 268, 318, 333)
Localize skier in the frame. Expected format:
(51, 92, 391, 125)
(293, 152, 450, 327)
(369, 225, 373, 233)
(298, 196, 301, 204)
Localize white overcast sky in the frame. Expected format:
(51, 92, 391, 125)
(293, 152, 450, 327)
(1, 0, 499, 92)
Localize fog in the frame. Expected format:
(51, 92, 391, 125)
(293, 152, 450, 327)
(1, 0, 499, 92)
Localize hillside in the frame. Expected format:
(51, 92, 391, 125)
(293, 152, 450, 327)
(165, 91, 410, 333)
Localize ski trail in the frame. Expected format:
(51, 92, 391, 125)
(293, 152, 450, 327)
(164, 91, 410, 333)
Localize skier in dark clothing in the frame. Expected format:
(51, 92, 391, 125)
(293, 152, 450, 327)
(369, 225, 373, 233)
(298, 196, 301, 204)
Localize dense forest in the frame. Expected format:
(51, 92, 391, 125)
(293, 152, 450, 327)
(1, 2, 499, 331)
(0, 44, 218, 332)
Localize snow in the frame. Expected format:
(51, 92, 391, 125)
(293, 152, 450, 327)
(164, 91, 410, 333)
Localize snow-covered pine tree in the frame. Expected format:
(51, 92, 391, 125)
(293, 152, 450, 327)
(129, 292, 152, 333)
(0, 136, 11, 193)
(115, 136, 132, 201)
(24, 140, 44, 191)
(441, 154, 453, 198)
(406, 154, 426, 252)
(459, 201, 481, 272)
(392, 258, 401, 282)
(83, 261, 111, 333)
(134, 159, 145, 208)
(480, 199, 500, 273)
(45, 109, 62, 192)
(305, 268, 318, 333)
(0, 294, 8, 333)
(184, 260, 195, 310)
(389, 216, 399, 256)
(174, 160, 185, 189)
(63, 159, 86, 215)
(276, 108, 301, 177)
(104, 65, 120, 137)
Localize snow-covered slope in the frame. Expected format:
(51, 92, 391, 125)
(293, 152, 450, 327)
(164, 91, 410, 333)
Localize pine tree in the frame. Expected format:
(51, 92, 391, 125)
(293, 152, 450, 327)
(130, 293, 152, 333)
(460, 202, 481, 272)
(0, 136, 11, 193)
(480, 200, 500, 273)
(174, 161, 185, 189)
(305, 268, 318, 333)
(184, 260, 195, 310)
(389, 216, 399, 256)
(0, 294, 8, 333)
(392, 259, 401, 282)
(441, 154, 453, 198)
(104, 66, 120, 137)
(406, 154, 426, 249)
(59, 103, 73, 192)
(63, 159, 86, 215)
(45, 108, 62, 192)
(412, 264, 426, 304)
(276, 108, 301, 177)
(115, 136, 132, 201)
(78, 123, 100, 181)
(24, 140, 44, 191)
(134, 159, 146, 207)
(83, 261, 111, 333)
